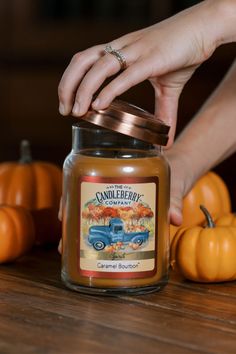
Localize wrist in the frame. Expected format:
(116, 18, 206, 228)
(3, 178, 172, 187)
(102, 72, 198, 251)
(165, 147, 197, 197)
(207, 0, 236, 46)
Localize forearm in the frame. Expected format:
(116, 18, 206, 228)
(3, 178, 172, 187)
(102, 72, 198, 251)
(207, 0, 236, 46)
(168, 59, 236, 193)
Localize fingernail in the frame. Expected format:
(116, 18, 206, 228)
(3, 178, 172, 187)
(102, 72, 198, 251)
(59, 102, 66, 115)
(92, 98, 100, 109)
(72, 102, 80, 115)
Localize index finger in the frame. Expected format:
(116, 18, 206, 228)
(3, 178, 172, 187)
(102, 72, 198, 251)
(58, 45, 104, 115)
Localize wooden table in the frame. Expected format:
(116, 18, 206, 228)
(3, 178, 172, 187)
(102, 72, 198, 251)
(0, 248, 235, 354)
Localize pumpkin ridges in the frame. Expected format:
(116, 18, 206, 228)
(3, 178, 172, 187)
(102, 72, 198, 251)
(3, 206, 26, 260)
(171, 220, 236, 283)
(217, 228, 236, 280)
(203, 174, 224, 221)
(32, 163, 54, 209)
(170, 224, 179, 245)
(0, 141, 62, 245)
(170, 227, 187, 271)
(181, 178, 205, 227)
(181, 171, 231, 228)
(209, 172, 231, 216)
(197, 229, 220, 281)
(0, 206, 34, 261)
(32, 162, 61, 209)
(181, 190, 196, 227)
(46, 163, 62, 205)
(8, 206, 35, 255)
(194, 175, 219, 223)
(0, 207, 17, 262)
(177, 227, 201, 280)
(216, 213, 236, 227)
(0, 163, 16, 204)
(0, 162, 62, 210)
(47, 163, 63, 205)
(0, 205, 35, 263)
(170, 172, 232, 243)
(193, 228, 236, 282)
(6, 164, 35, 208)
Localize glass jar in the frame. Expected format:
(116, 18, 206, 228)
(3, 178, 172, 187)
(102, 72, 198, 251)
(61, 100, 170, 295)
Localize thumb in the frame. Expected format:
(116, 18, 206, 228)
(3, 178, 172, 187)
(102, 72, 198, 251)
(165, 150, 187, 226)
(170, 195, 183, 226)
(58, 238, 62, 254)
(151, 83, 182, 147)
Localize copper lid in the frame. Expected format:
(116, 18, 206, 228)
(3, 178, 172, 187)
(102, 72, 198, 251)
(79, 99, 170, 145)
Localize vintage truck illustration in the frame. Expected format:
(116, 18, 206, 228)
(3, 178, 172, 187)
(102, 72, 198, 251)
(88, 218, 149, 251)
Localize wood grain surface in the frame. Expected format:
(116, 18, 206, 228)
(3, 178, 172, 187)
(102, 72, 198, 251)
(0, 248, 235, 354)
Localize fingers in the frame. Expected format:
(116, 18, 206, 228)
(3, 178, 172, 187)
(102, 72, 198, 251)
(58, 199, 62, 254)
(58, 38, 149, 116)
(71, 45, 136, 116)
(92, 60, 152, 110)
(58, 239, 62, 255)
(170, 196, 183, 226)
(165, 149, 189, 226)
(58, 197, 62, 221)
(152, 82, 182, 147)
(58, 45, 104, 116)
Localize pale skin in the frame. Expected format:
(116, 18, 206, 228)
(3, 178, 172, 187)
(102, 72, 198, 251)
(58, 0, 236, 253)
(166, 59, 236, 225)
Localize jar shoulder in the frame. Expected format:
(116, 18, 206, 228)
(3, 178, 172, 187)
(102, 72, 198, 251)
(63, 152, 169, 179)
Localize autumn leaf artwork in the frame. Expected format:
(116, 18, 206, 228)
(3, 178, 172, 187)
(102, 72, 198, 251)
(81, 201, 155, 260)
(82, 201, 153, 224)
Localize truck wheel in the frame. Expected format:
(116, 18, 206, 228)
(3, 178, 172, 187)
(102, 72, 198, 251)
(134, 239, 143, 246)
(93, 241, 106, 251)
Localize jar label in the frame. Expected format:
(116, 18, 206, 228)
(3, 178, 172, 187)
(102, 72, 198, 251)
(78, 176, 158, 278)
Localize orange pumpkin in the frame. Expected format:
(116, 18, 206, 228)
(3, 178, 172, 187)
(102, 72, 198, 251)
(170, 205, 236, 282)
(169, 171, 231, 244)
(0, 140, 62, 244)
(0, 205, 35, 263)
(182, 172, 231, 227)
(216, 213, 236, 227)
(170, 224, 179, 245)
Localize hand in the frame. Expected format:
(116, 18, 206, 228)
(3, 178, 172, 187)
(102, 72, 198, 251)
(58, 0, 224, 145)
(165, 149, 195, 226)
(58, 198, 62, 254)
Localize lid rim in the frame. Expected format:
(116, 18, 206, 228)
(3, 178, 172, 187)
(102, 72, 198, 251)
(80, 113, 169, 145)
(97, 108, 170, 134)
(77, 99, 170, 146)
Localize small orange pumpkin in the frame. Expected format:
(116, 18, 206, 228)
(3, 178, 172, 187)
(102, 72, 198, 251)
(170, 171, 231, 245)
(216, 213, 236, 227)
(0, 140, 62, 244)
(182, 172, 231, 227)
(170, 205, 236, 283)
(0, 205, 35, 263)
(170, 224, 179, 245)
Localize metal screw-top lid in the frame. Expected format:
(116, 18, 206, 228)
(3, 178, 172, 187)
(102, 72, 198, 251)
(79, 99, 170, 146)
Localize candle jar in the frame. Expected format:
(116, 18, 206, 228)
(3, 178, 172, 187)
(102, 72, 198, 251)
(61, 100, 170, 295)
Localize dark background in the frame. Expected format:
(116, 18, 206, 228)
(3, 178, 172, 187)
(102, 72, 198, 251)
(1, 0, 236, 207)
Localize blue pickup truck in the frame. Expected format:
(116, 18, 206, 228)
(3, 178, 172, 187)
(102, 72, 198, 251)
(88, 218, 149, 251)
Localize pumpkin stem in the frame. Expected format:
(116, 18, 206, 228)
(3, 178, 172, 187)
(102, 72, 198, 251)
(19, 140, 32, 164)
(200, 205, 215, 228)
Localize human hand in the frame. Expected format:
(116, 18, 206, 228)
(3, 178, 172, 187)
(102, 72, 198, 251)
(58, 0, 227, 145)
(165, 148, 196, 227)
(58, 198, 62, 254)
